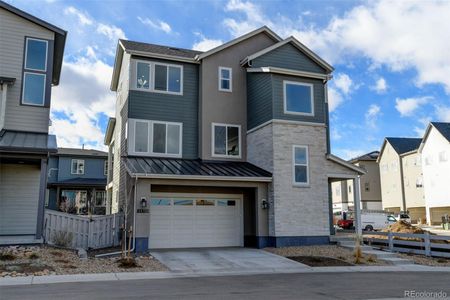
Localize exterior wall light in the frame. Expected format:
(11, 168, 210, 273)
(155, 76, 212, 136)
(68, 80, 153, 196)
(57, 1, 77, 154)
(140, 197, 147, 208)
(261, 199, 268, 209)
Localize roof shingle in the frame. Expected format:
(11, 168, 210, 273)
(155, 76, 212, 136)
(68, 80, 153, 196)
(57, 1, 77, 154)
(432, 122, 450, 142)
(120, 39, 202, 59)
(386, 137, 422, 155)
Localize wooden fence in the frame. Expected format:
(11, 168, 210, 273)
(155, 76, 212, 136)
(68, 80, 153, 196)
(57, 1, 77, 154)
(363, 231, 450, 258)
(43, 209, 123, 250)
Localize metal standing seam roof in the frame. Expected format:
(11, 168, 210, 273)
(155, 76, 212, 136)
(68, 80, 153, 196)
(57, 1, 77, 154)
(431, 122, 450, 142)
(0, 130, 57, 153)
(124, 157, 272, 180)
(119, 40, 202, 59)
(386, 137, 422, 155)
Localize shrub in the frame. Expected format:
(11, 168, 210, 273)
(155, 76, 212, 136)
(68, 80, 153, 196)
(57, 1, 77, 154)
(28, 253, 39, 259)
(52, 230, 73, 248)
(366, 255, 377, 263)
(0, 252, 16, 261)
(117, 257, 139, 268)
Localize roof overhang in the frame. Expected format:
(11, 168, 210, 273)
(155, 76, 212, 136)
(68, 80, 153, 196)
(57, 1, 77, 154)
(104, 117, 116, 145)
(127, 173, 272, 182)
(241, 36, 334, 73)
(0, 77, 16, 86)
(247, 67, 332, 81)
(0, 2, 67, 85)
(418, 123, 437, 153)
(0, 130, 57, 154)
(326, 154, 366, 175)
(195, 26, 282, 60)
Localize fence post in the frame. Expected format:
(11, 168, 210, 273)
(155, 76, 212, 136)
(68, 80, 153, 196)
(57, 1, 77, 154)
(424, 232, 431, 257)
(388, 231, 393, 251)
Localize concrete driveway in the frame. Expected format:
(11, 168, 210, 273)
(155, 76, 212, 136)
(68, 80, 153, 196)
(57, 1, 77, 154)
(150, 248, 308, 273)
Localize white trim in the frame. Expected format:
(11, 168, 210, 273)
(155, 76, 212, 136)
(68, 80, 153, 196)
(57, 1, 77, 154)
(326, 173, 358, 179)
(218, 66, 232, 92)
(211, 123, 242, 159)
(283, 80, 314, 116)
(292, 145, 309, 186)
(134, 60, 151, 90)
(71, 159, 85, 175)
(24, 38, 48, 72)
(104, 160, 108, 176)
(22, 72, 46, 106)
(128, 118, 183, 158)
(246, 119, 326, 134)
(196, 26, 282, 60)
(153, 62, 184, 95)
(246, 67, 331, 81)
(326, 154, 366, 175)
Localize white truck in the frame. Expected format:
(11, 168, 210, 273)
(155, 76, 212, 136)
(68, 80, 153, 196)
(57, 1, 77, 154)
(361, 212, 397, 231)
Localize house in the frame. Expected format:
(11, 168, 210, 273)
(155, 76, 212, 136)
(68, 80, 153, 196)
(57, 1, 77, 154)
(378, 137, 425, 223)
(105, 26, 365, 251)
(419, 122, 450, 225)
(332, 151, 382, 212)
(0, 2, 66, 244)
(46, 148, 108, 215)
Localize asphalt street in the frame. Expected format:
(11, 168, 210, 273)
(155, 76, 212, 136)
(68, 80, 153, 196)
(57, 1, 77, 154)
(1, 271, 450, 299)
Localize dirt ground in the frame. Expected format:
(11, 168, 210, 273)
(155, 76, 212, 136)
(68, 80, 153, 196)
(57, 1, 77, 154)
(0, 245, 167, 277)
(398, 253, 450, 266)
(265, 245, 387, 266)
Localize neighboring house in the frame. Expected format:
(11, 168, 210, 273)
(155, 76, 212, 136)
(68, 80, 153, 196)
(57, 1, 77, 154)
(105, 26, 364, 251)
(0, 2, 66, 244)
(332, 151, 382, 212)
(46, 148, 108, 215)
(378, 137, 425, 223)
(419, 122, 450, 225)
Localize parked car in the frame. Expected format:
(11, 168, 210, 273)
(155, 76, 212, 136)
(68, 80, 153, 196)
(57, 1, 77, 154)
(362, 213, 397, 231)
(397, 213, 411, 224)
(337, 219, 354, 229)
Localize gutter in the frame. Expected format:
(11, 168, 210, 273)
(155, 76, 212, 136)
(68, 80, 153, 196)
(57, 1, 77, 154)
(127, 172, 273, 182)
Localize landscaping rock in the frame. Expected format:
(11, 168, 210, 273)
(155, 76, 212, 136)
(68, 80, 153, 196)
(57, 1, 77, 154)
(77, 248, 88, 260)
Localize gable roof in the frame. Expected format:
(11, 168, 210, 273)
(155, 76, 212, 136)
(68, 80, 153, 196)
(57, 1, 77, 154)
(349, 151, 380, 163)
(378, 137, 422, 162)
(241, 36, 334, 73)
(418, 122, 450, 153)
(0, 1, 67, 85)
(119, 39, 202, 59)
(326, 154, 366, 175)
(56, 148, 107, 157)
(195, 26, 282, 60)
(104, 117, 116, 145)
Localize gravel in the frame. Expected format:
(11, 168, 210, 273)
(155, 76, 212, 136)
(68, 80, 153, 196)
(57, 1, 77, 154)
(265, 245, 387, 266)
(0, 245, 167, 277)
(398, 253, 450, 266)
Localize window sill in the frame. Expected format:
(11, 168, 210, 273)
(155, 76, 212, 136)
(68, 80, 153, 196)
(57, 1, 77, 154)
(292, 183, 310, 188)
(211, 154, 242, 159)
(284, 110, 315, 117)
(218, 89, 232, 93)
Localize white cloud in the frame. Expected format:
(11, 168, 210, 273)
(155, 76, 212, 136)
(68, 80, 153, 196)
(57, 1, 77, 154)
(192, 37, 223, 51)
(331, 128, 342, 141)
(334, 148, 368, 161)
(435, 105, 450, 122)
(64, 6, 93, 26)
(365, 104, 381, 128)
(50, 54, 115, 150)
(395, 96, 431, 117)
(96, 23, 126, 41)
(413, 117, 432, 137)
(223, 0, 266, 37)
(372, 77, 387, 94)
(137, 17, 172, 34)
(333, 73, 353, 95)
(327, 87, 344, 112)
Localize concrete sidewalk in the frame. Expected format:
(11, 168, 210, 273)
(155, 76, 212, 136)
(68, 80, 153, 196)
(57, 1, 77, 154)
(1, 264, 450, 287)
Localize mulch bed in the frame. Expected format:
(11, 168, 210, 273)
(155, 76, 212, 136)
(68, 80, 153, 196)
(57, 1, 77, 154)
(286, 256, 354, 267)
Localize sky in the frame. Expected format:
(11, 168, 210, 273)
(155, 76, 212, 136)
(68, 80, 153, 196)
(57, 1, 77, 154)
(7, 0, 450, 159)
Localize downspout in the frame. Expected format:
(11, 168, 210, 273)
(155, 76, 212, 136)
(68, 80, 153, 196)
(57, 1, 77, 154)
(0, 83, 8, 130)
(323, 78, 331, 155)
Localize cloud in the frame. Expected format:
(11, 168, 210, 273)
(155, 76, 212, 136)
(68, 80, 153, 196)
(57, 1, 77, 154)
(395, 96, 431, 117)
(50, 54, 115, 150)
(64, 6, 93, 26)
(331, 128, 342, 141)
(327, 87, 344, 112)
(192, 38, 223, 51)
(334, 148, 368, 160)
(372, 77, 387, 94)
(333, 73, 353, 95)
(435, 105, 450, 122)
(137, 17, 172, 34)
(413, 117, 432, 137)
(365, 104, 381, 128)
(223, 0, 266, 37)
(96, 23, 126, 41)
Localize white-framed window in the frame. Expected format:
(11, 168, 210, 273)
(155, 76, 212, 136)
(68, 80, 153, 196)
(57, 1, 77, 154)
(218, 67, 232, 92)
(416, 176, 423, 188)
(71, 159, 85, 175)
(439, 151, 448, 162)
(283, 81, 314, 116)
(22, 37, 48, 106)
(212, 123, 241, 158)
(425, 156, 433, 166)
(128, 118, 182, 157)
(293, 145, 309, 185)
(104, 160, 108, 176)
(133, 60, 183, 95)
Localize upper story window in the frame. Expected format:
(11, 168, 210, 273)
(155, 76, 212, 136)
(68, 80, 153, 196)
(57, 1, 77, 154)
(283, 81, 314, 116)
(104, 160, 108, 176)
(129, 118, 182, 157)
(71, 159, 85, 175)
(439, 151, 448, 162)
(293, 145, 309, 185)
(218, 67, 232, 92)
(22, 38, 48, 106)
(212, 123, 240, 158)
(134, 60, 183, 95)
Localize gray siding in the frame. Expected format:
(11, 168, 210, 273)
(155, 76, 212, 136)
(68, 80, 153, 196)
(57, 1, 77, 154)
(128, 59, 199, 159)
(247, 73, 273, 129)
(272, 75, 326, 124)
(0, 8, 54, 133)
(251, 43, 327, 74)
(56, 156, 107, 181)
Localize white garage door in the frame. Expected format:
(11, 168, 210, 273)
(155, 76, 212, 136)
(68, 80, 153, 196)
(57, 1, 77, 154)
(0, 164, 41, 235)
(149, 195, 243, 249)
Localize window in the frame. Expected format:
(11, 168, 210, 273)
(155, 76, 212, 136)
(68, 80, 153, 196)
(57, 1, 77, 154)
(136, 61, 150, 89)
(365, 182, 370, 192)
(104, 160, 108, 176)
(439, 151, 448, 162)
(71, 159, 85, 175)
(217, 200, 236, 206)
(95, 191, 106, 206)
(22, 38, 48, 106)
(174, 199, 193, 206)
(212, 123, 240, 158)
(154, 63, 182, 94)
(293, 145, 309, 185)
(151, 198, 171, 206)
(283, 81, 314, 116)
(218, 67, 232, 92)
(416, 177, 423, 188)
(129, 119, 182, 157)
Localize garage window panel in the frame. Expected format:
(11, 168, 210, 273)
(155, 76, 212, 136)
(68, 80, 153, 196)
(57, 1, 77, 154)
(196, 199, 215, 206)
(174, 199, 193, 206)
(151, 198, 171, 206)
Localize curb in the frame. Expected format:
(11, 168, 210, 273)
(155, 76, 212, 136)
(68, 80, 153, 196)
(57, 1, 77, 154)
(1, 265, 450, 286)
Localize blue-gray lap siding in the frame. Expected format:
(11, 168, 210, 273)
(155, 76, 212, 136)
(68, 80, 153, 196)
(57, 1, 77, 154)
(56, 157, 107, 181)
(128, 61, 199, 159)
(247, 73, 326, 130)
(251, 43, 327, 74)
